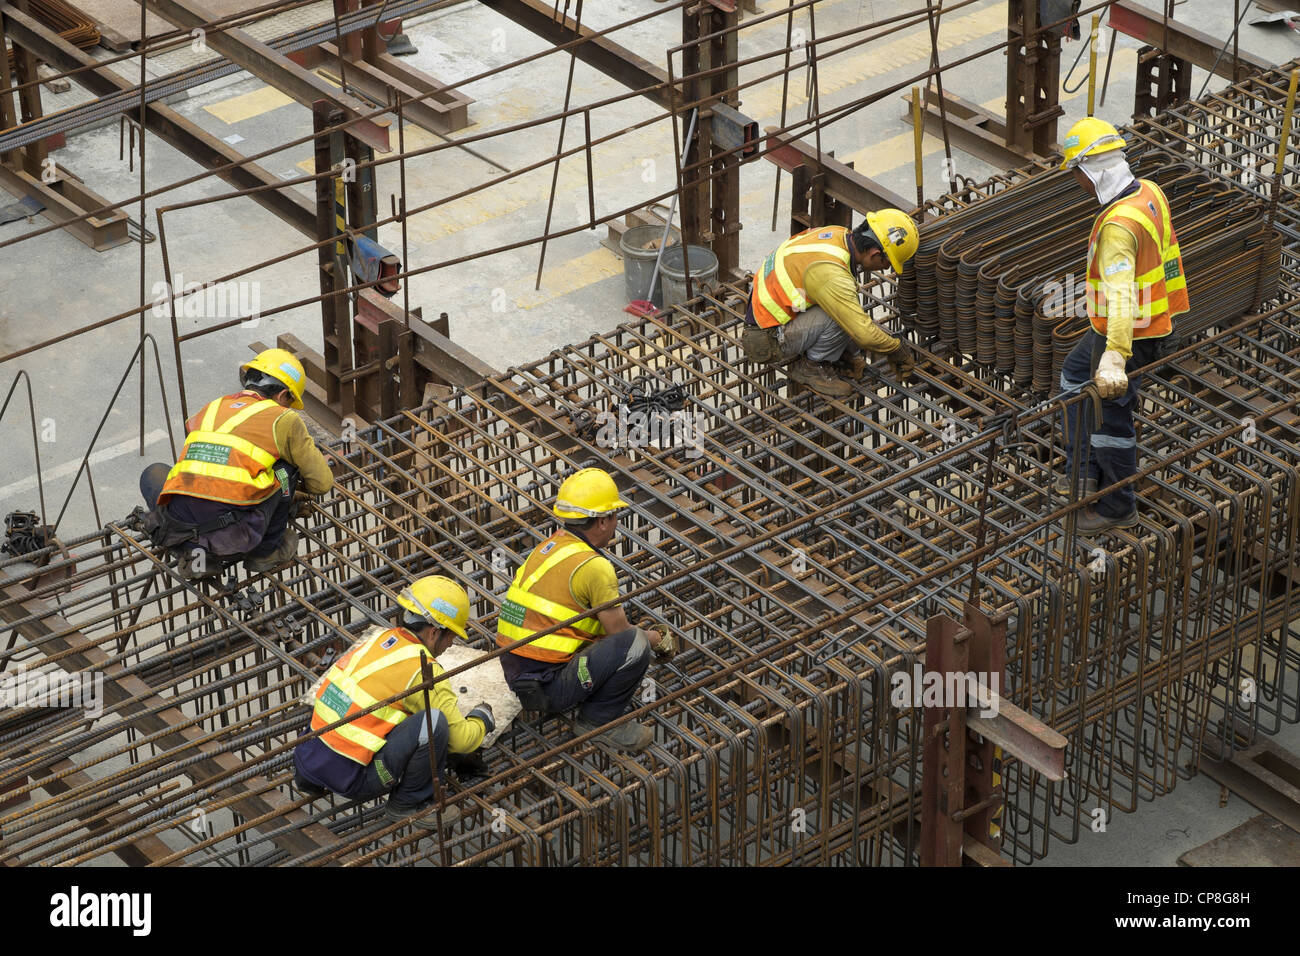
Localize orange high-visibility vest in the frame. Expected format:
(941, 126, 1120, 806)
(1086, 179, 1189, 339)
(496, 530, 607, 663)
(311, 628, 430, 765)
(159, 393, 287, 506)
(750, 226, 854, 329)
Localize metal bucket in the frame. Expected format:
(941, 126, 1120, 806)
(659, 244, 719, 309)
(619, 224, 679, 307)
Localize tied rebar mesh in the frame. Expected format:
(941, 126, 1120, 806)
(4, 62, 1300, 868)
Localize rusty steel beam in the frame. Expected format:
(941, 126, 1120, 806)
(0, 3, 317, 237)
(143, 0, 391, 153)
(1108, 0, 1271, 81)
(477, 0, 671, 109)
(764, 127, 915, 218)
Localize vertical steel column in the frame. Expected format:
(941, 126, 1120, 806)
(313, 101, 356, 418)
(11, 0, 45, 176)
(0, 9, 21, 169)
(1006, 0, 1061, 156)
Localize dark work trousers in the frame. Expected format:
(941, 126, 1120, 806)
(294, 709, 450, 808)
(1059, 330, 1163, 519)
(521, 628, 652, 725)
(139, 461, 298, 557)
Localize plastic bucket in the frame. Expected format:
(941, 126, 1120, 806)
(659, 244, 719, 309)
(619, 224, 679, 307)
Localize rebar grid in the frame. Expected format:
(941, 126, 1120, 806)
(5, 269, 1300, 866)
(6, 55, 1300, 867)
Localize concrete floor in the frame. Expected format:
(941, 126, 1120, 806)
(2, 0, 1299, 865)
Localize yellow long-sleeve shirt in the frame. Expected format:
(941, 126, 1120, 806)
(804, 261, 900, 355)
(271, 410, 335, 495)
(1092, 222, 1139, 360)
(396, 655, 488, 756)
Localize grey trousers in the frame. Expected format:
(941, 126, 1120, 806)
(778, 307, 857, 363)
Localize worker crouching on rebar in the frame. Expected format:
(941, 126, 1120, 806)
(1058, 118, 1189, 534)
(136, 349, 334, 580)
(293, 575, 495, 830)
(740, 209, 919, 398)
(496, 467, 675, 754)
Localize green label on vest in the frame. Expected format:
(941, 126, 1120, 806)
(185, 441, 232, 465)
(320, 682, 352, 715)
(500, 598, 527, 628)
(274, 464, 291, 494)
(1164, 259, 1181, 280)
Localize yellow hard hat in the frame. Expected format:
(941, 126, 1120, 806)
(1060, 117, 1126, 170)
(553, 467, 630, 520)
(397, 574, 470, 640)
(240, 348, 307, 410)
(866, 208, 920, 273)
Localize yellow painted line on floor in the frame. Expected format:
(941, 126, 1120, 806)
(205, 85, 294, 124)
(512, 246, 623, 310)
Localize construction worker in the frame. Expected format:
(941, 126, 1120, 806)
(496, 467, 675, 754)
(137, 349, 333, 578)
(742, 209, 920, 397)
(1058, 117, 1188, 533)
(292, 575, 495, 828)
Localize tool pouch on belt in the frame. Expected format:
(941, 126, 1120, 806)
(138, 505, 240, 550)
(512, 679, 549, 712)
(741, 325, 783, 365)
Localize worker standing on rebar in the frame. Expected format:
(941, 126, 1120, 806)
(496, 467, 675, 754)
(137, 349, 334, 579)
(293, 575, 495, 829)
(741, 209, 919, 398)
(1058, 118, 1189, 534)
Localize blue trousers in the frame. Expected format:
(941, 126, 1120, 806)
(1060, 330, 1162, 518)
(506, 628, 652, 725)
(294, 709, 450, 807)
(140, 461, 294, 558)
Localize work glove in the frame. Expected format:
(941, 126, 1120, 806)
(882, 338, 916, 381)
(643, 627, 678, 661)
(1094, 349, 1129, 399)
(467, 701, 496, 735)
(448, 750, 491, 781)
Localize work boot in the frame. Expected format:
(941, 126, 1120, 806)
(833, 352, 866, 380)
(1076, 507, 1139, 534)
(786, 357, 853, 398)
(175, 548, 221, 582)
(385, 798, 461, 830)
(1052, 475, 1099, 497)
(244, 529, 299, 574)
(574, 718, 654, 754)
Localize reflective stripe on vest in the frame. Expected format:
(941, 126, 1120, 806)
(310, 629, 428, 765)
(160, 395, 285, 505)
(1085, 180, 1189, 339)
(496, 532, 606, 663)
(750, 226, 854, 329)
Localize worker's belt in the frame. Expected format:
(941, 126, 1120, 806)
(137, 504, 241, 550)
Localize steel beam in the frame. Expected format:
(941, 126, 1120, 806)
(764, 127, 915, 217)
(0, 3, 316, 237)
(1109, 1, 1270, 82)
(143, 0, 391, 152)
(477, 0, 672, 109)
